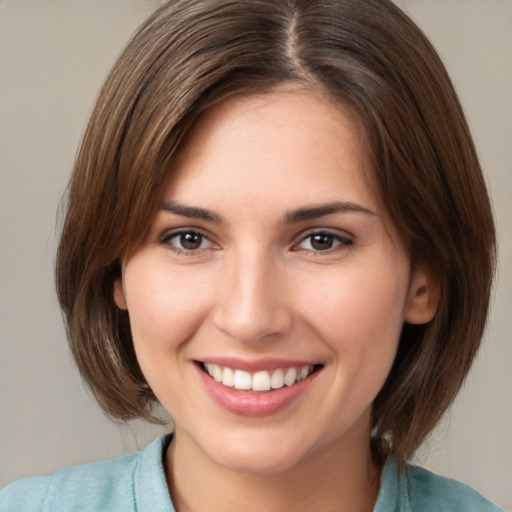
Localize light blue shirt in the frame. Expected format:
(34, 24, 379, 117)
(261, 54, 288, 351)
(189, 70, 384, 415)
(0, 435, 503, 511)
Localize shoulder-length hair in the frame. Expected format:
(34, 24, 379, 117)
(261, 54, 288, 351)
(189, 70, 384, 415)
(56, 0, 496, 467)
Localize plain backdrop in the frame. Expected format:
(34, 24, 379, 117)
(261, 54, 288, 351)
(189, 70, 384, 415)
(0, 1, 511, 510)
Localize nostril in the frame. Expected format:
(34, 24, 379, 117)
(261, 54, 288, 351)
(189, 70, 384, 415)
(212, 305, 293, 344)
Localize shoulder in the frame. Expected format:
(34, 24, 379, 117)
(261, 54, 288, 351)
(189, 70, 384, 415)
(406, 464, 504, 512)
(0, 437, 166, 512)
(0, 476, 50, 512)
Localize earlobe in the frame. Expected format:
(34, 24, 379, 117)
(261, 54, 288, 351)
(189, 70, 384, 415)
(404, 267, 440, 325)
(113, 278, 128, 310)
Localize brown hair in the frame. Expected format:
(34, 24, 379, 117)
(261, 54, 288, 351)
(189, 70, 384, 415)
(56, 0, 496, 467)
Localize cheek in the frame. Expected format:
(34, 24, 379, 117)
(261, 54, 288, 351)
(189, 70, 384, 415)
(300, 262, 409, 372)
(306, 268, 407, 331)
(123, 261, 212, 365)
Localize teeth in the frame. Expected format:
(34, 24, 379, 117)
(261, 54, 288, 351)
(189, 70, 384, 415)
(284, 368, 297, 386)
(203, 363, 315, 392)
(270, 369, 284, 389)
(222, 367, 234, 387)
(252, 371, 271, 391)
(233, 370, 252, 390)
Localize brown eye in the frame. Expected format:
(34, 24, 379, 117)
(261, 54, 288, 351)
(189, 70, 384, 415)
(310, 234, 335, 251)
(180, 232, 203, 250)
(161, 230, 214, 252)
(296, 231, 352, 252)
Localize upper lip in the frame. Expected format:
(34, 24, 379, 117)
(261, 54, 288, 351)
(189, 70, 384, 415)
(195, 357, 322, 373)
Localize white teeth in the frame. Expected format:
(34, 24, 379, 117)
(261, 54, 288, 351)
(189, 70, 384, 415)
(284, 368, 297, 386)
(270, 369, 284, 389)
(252, 371, 271, 391)
(222, 367, 234, 387)
(212, 364, 223, 382)
(203, 363, 315, 392)
(233, 370, 252, 390)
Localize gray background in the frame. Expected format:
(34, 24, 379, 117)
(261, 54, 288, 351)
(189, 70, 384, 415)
(1, 1, 511, 510)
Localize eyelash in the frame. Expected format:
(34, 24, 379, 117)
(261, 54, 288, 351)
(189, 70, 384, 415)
(158, 229, 353, 255)
(159, 229, 216, 256)
(292, 230, 353, 254)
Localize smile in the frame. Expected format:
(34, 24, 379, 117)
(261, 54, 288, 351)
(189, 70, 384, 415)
(201, 363, 320, 392)
(196, 360, 323, 417)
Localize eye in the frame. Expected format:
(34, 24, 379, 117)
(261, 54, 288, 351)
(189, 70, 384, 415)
(160, 230, 215, 253)
(296, 231, 352, 252)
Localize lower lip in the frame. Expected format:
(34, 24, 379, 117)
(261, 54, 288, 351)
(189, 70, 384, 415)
(196, 366, 319, 417)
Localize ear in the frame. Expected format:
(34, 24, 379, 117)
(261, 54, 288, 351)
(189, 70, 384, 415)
(404, 266, 440, 325)
(113, 277, 128, 310)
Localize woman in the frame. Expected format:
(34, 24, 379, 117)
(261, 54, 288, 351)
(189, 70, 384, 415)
(0, 0, 501, 510)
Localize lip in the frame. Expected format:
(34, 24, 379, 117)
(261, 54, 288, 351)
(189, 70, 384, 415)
(195, 360, 322, 417)
(197, 356, 319, 373)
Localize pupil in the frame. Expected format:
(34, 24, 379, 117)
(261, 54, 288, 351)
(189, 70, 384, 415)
(311, 234, 333, 250)
(180, 232, 202, 250)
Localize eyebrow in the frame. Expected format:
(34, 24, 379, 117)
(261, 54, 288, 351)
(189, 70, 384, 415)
(160, 200, 377, 224)
(160, 201, 223, 223)
(285, 201, 377, 223)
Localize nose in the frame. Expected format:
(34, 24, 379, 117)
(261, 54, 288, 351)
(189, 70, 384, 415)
(212, 248, 293, 344)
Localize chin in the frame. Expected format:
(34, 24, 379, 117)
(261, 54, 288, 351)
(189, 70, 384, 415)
(214, 448, 304, 475)
(199, 428, 311, 475)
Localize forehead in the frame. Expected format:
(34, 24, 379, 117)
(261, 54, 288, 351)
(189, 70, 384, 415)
(164, 87, 381, 216)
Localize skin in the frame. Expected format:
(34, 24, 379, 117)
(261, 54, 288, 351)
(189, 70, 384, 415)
(114, 86, 438, 512)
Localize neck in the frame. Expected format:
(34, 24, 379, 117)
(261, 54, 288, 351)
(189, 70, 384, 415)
(166, 425, 381, 512)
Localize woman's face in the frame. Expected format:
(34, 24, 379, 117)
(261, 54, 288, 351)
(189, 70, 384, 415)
(115, 87, 434, 474)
